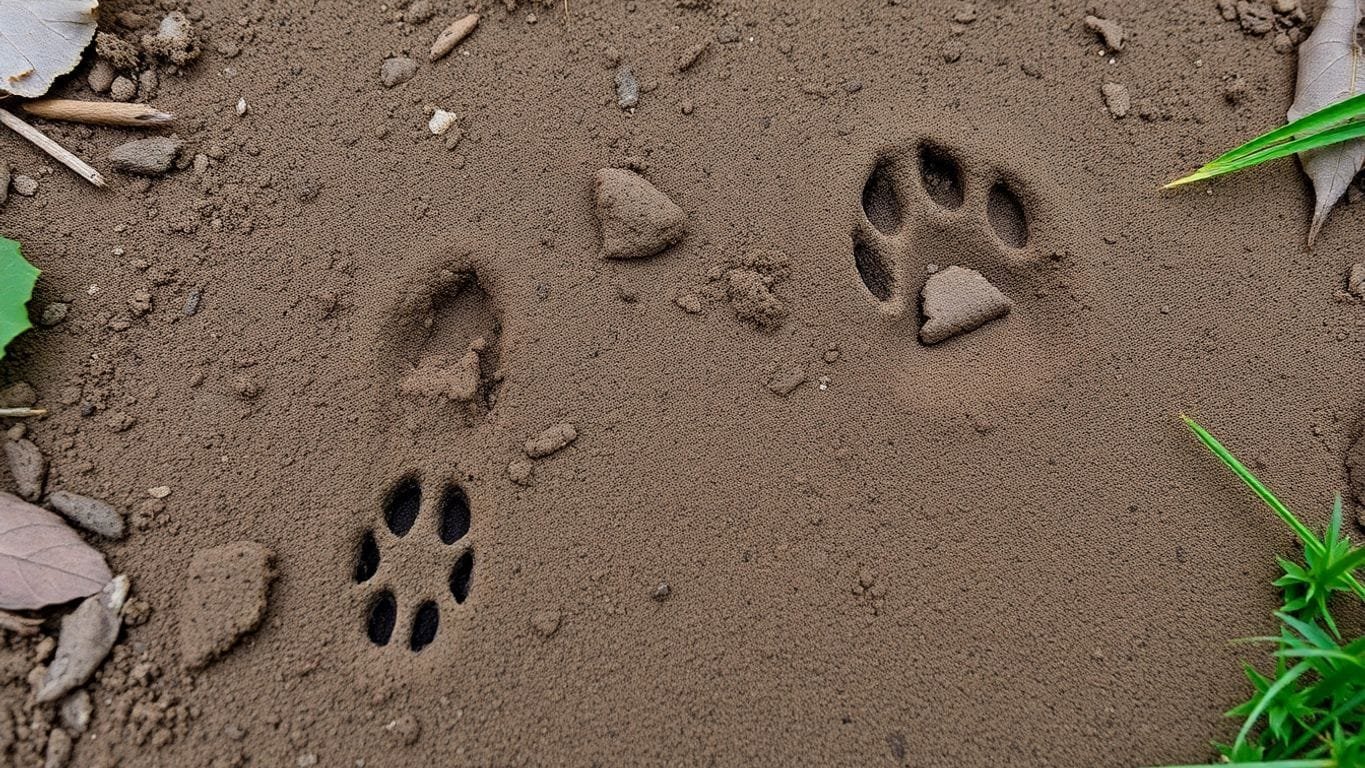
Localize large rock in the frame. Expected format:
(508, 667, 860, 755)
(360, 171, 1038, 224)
(179, 541, 275, 669)
(919, 266, 1013, 344)
(593, 168, 687, 260)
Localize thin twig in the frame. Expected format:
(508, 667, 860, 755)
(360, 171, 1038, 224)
(0, 107, 105, 188)
(21, 99, 174, 127)
(0, 408, 47, 418)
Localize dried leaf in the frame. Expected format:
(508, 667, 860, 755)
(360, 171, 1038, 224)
(36, 575, 126, 703)
(1287, 0, 1365, 244)
(0, 492, 111, 611)
(0, 0, 99, 99)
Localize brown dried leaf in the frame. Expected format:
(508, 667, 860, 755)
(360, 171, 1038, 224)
(0, 492, 111, 610)
(1287, 0, 1365, 244)
(0, 0, 99, 99)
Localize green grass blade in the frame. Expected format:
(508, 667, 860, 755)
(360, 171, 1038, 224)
(1166, 118, 1365, 188)
(1180, 416, 1365, 601)
(1233, 660, 1314, 748)
(1165, 91, 1365, 188)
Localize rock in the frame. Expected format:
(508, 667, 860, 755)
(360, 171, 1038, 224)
(919, 266, 1014, 344)
(87, 60, 116, 93)
(428, 109, 458, 135)
(36, 576, 128, 703)
(530, 610, 561, 637)
(59, 690, 92, 735)
(4, 439, 47, 501)
(49, 491, 125, 540)
(652, 583, 671, 601)
(524, 423, 577, 459)
(236, 97, 249, 116)
(109, 75, 136, 101)
(1351, 263, 1365, 298)
(430, 14, 479, 61)
(141, 12, 201, 65)
(12, 174, 38, 197)
(615, 66, 639, 109)
(40, 303, 69, 327)
(179, 541, 275, 669)
(109, 137, 182, 176)
(1084, 15, 1125, 51)
(1101, 82, 1130, 118)
(380, 57, 418, 88)
(766, 366, 806, 396)
(44, 727, 72, 768)
(593, 168, 688, 259)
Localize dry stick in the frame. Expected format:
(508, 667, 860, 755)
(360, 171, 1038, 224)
(0, 107, 106, 188)
(0, 408, 47, 418)
(21, 99, 174, 127)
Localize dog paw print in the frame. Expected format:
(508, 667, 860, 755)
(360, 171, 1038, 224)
(353, 473, 475, 651)
(851, 139, 1060, 344)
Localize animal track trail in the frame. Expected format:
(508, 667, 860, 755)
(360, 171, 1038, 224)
(353, 474, 477, 652)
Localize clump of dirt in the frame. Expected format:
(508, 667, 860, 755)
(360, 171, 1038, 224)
(178, 542, 274, 670)
(706, 252, 791, 330)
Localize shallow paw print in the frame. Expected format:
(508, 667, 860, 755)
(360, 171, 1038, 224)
(353, 474, 475, 651)
(849, 132, 1090, 398)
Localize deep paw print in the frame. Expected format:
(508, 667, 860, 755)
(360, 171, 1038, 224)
(848, 131, 1091, 398)
(852, 138, 1052, 343)
(353, 473, 475, 651)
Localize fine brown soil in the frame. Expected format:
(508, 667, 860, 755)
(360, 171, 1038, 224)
(2, 1, 1364, 766)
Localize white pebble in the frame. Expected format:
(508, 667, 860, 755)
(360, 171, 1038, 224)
(428, 109, 457, 135)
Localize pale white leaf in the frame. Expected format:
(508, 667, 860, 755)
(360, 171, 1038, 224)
(0, 0, 99, 99)
(0, 491, 111, 610)
(1287, 0, 1365, 244)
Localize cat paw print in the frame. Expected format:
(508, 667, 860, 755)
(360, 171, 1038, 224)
(353, 474, 475, 651)
(848, 132, 1091, 396)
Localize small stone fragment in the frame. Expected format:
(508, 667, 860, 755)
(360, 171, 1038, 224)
(147, 485, 172, 499)
(236, 97, 248, 116)
(4, 439, 46, 501)
(615, 67, 639, 109)
(141, 12, 202, 65)
(524, 423, 577, 459)
(941, 40, 964, 63)
(674, 293, 702, 314)
(766, 366, 806, 396)
(430, 14, 479, 61)
(380, 57, 418, 88)
(12, 174, 38, 197)
(45, 727, 72, 768)
(531, 610, 561, 637)
(1349, 263, 1365, 298)
(919, 265, 1014, 344)
(403, 0, 435, 24)
(507, 458, 533, 486)
(594, 168, 688, 259)
(109, 137, 183, 176)
(179, 542, 275, 669)
(87, 60, 116, 93)
(48, 491, 126, 540)
(652, 583, 671, 601)
(428, 109, 458, 135)
(59, 690, 92, 735)
(36, 576, 128, 703)
(1084, 15, 1125, 51)
(1101, 82, 1130, 118)
(40, 303, 69, 327)
(675, 41, 709, 72)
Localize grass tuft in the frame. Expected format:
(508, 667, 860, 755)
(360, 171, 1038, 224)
(1151, 418, 1365, 768)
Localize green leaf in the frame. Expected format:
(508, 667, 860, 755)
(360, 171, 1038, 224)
(0, 236, 39, 361)
(1165, 91, 1365, 188)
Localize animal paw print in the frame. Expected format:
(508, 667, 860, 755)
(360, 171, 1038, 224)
(851, 139, 1055, 344)
(353, 474, 475, 651)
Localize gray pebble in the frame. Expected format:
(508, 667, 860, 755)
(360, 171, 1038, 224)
(380, 57, 418, 88)
(59, 690, 92, 735)
(12, 174, 37, 197)
(183, 287, 203, 317)
(109, 137, 183, 176)
(44, 728, 72, 768)
(40, 303, 69, 327)
(49, 491, 126, 540)
(4, 438, 47, 501)
(615, 67, 639, 109)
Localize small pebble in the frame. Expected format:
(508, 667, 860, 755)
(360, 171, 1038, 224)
(615, 67, 639, 109)
(428, 109, 457, 135)
(380, 57, 418, 88)
(39, 303, 69, 327)
(12, 175, 38, 196)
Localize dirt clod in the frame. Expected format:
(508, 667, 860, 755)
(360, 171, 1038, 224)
(179, 542, 275, 670)
(381, 57, 419, 88)
(141, 12, 202, 66)
(1101, 82, 1130, 118)
(524, 423, 577, 459)
(109, 137, 183, 176)
(1084, 15, 1125, 51)
(919, 266, 1014, 344)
